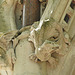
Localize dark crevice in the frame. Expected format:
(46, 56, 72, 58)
(20, 0, 23, 4)
(64, 14, 70, 23)
(19, 15, 22, 20)
(70, 0, 75, 9)
(6, 71, 8, 75)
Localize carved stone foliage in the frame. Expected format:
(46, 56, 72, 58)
(29, 19, 70, 66)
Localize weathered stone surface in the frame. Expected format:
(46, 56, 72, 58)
(13, 28, 41, 75)
(0, 0, 17, 32)
(0, 0, 75, 75)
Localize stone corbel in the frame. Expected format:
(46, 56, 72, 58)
(29, 20, 70, 67)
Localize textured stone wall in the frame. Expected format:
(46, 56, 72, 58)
(0, 0, 75, 75)
(0, 0, 17, 32)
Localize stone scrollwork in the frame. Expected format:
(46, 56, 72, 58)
(29, 20, 70, 66)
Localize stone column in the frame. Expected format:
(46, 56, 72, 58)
(23, 0, 40, 26)
(13, 30, 41, 75)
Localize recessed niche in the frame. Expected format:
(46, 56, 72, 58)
(64, 14, 71, 23)
(70, 0, 75, 9)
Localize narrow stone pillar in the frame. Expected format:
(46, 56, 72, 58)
(13, 30, 42, 75)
